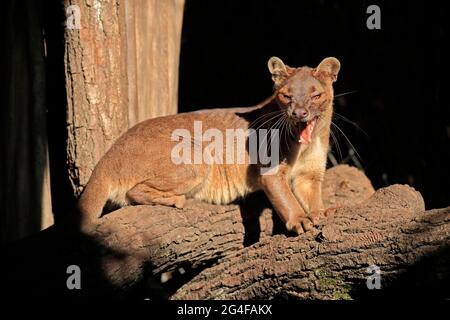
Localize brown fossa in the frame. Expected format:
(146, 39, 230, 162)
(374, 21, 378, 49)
(76, 57, 341, 234)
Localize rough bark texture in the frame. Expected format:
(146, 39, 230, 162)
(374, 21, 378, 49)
(64, 0, 184, 196)
(64, 0, 130, 195)
(173, 188, 449, 300)
(2, 166, 449, 299)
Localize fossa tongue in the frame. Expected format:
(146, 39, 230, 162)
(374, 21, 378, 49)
(299, 120, 316, 144)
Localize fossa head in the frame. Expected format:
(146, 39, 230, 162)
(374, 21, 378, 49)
(267, 56, 340, 143)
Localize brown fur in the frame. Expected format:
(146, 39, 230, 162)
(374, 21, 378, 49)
(77, 57, 341, 234)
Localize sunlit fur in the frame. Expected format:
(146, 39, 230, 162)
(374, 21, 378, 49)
(77, 57, 340, 233)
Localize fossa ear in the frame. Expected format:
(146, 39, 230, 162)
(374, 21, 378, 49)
(314, 57, 341, 83)
(268, 56, 289, 87)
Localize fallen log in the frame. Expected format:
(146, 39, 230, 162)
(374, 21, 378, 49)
(173, 186, 450, 299)
(2, 165, 448, 299)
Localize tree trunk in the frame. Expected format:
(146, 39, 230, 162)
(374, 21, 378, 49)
(64, 0, 184, 196)
(64, 0, 130, 196)
(2, 165, 448, 299)
(124, 0, 184, 126)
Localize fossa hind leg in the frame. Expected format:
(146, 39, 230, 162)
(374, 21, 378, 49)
(126, 182, 187, 208)
(126, 164, 208, 209)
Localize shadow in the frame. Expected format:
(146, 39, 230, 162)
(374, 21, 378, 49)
(238, 191, 266, 246)
(0, 218, 173, 299)
(178, 0, 450, 210)
(351, 245, 450, 300)
(159, 260, 219, 298)
(0, 0, 78, 244)
(351, 210, 450, 300)
(0, 226, 119, 298)
(237, 191, 286, 246)
(43, 0, 77, 221)
(0, 0, 49, 244)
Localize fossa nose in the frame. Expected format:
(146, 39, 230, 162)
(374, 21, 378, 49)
(292, 107, 309, 121)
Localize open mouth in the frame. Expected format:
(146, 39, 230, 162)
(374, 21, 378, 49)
(299, 119, 316, 144)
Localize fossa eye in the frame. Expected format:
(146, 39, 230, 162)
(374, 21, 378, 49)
(312, 93, 322, 100)
(279, 93, 292, 103)
(282, 93, 291, 101)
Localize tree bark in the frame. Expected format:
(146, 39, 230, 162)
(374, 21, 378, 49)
(64, 0, 184, 197)
(173, 190, 449, 300)
(1, 165, 448, 299)
(64, 0, 130, 196)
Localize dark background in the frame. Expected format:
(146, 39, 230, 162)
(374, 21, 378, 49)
(0, 0, 448, 299)
(178, 0, 450, 209)
(1, 0, 449, 227)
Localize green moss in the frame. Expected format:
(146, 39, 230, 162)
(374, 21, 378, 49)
(314, 269, 353, 300)
(331, 284, 352, 300)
